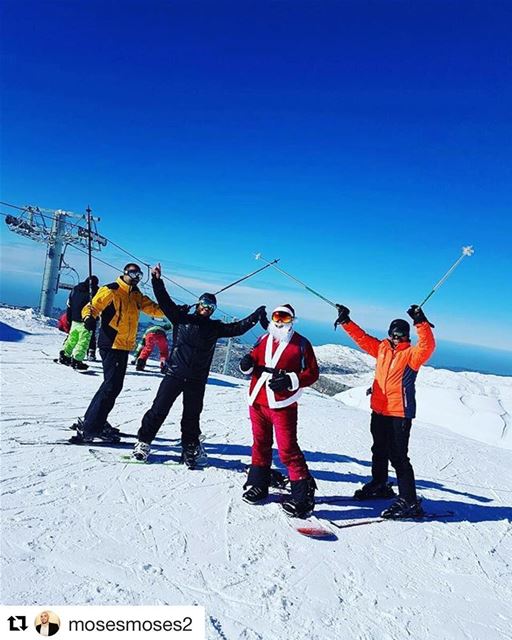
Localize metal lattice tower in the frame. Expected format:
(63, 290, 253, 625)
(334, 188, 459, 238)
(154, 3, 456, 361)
(4, 205, 107, 316)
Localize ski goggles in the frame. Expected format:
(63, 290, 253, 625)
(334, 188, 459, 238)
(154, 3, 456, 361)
(390, 331, 408, 340)
(272, 310, 294, 324)
(125, 269, 143, 279)
(198, 300, 216, 311)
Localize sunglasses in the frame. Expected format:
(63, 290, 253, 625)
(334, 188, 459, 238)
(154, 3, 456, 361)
(390, 332, 408, 339)
(125, 270, 143, 279)
(272, 311, 294, 324)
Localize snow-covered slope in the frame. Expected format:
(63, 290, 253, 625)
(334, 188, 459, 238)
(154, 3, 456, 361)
(316, 342, 512, 449)
(1, 309, 511, 640)
(335, 366, 512, 451)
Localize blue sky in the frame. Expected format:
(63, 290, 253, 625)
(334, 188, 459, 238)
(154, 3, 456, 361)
(1, 1, 511, 360)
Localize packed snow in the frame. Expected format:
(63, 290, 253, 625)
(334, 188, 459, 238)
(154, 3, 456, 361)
(1, 308, 511, 640)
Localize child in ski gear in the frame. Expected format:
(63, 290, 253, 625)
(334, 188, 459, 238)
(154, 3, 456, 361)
(59, 276, 99, 370)
(334, 303, 435, 519)
(133, 263, 266, 466)
(240, 304, 319, 518)
(70, 264, 164, 443)
(132, 322, 172, 372)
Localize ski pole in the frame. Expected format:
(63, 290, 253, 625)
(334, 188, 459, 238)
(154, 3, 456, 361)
(419, 245, 475, 308)
(214, 259, 280, 296)
(86, 205, 93, 304)
(255, 253, 338, 309)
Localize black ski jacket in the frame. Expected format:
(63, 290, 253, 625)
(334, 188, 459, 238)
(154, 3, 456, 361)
(67, 280, 99, 324)
(152, 277, 260, 382)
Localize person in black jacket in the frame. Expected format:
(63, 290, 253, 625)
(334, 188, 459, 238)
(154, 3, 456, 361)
(133, 263, 267, 467)
(58, 276, 99, 370)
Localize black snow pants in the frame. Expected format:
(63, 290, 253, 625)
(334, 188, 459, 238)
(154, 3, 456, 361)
(370, 411, 417, 503)
(137, 374, 206, 447)
(82, 348, 129, 435)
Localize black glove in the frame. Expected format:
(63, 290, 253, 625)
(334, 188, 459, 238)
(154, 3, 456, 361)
(83, 316, 96, 331)
(407, 305, 435, 327)
(177, 304, 190, 314)
(268, 371, 292, 392)
(250, 305, 266, 323)
(240, 354, 254, 373)
(259, 308, 269, 330)
(334, 304, 351, 328)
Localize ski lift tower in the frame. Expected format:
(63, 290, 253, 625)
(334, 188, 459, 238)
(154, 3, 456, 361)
(4, 205, 107, 316)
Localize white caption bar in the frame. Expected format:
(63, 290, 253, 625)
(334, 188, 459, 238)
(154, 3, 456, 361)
(1, 606, 205, 639)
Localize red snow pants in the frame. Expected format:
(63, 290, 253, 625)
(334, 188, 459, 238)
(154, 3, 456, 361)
(249, 403, 309, 481)
(139, 332, 169, 363)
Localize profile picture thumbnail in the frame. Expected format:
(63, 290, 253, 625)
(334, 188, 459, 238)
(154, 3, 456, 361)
(35, 610, 60, 636)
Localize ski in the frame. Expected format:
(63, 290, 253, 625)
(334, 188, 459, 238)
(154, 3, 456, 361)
(16, 439, 132, 448)
(88, 449, 181, 466)
(118, 454, 180, 466)
(328, 511, 455, 530)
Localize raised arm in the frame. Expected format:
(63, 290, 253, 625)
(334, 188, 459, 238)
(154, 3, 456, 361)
(151, 277, 184, 323)
(217, 306, 266, 338)
(334, 303, 381, 358)
(343, 321, 381, 358)
(407, 305, 435, 369)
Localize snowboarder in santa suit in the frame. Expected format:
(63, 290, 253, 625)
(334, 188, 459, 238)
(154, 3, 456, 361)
(240, 304, 320, 518)
(334, 303, 436, 519)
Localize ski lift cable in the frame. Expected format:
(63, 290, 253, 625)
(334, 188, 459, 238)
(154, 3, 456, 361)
(2, 207, 264, 328)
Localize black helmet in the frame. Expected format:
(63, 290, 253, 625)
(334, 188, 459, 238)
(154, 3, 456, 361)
(388, 319, 410, 338)
(198, 292, 217, 309)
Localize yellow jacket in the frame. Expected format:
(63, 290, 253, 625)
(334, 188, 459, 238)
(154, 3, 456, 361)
(82, 277, 164, 351)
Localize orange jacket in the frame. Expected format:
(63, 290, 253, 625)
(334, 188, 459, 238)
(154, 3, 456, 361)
(343, 320, 435, 418)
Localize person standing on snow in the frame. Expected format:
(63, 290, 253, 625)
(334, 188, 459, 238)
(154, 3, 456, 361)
(240, 304, 320, 518)
(70, 263, 164, 443)
(334, 303, 435, 519)
(132, 322, 173, 372)
(58, 276, 99, 370)
(132, 262, 267, 468)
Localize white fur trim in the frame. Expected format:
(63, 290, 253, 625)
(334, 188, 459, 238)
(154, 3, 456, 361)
(288, 371, 300, 392)
(272, 306, 295, 317)
(268, 389, 302, 409)
(248, 335, 289, 406)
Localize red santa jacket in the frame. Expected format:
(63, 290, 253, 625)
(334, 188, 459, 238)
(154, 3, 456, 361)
(247, 331, 319, 408)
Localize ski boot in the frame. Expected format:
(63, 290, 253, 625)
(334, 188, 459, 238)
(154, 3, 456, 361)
(58, 350, 72, 366)
(132, 441, 151, 462)
(242, 486, 269, 504)
(243, 465, 271, 504)
(136, 358, 146, 371)
(353, 480, 396, 501)
(87, 350, 97, 361)
(381, 497, 424, 520)
(270, 469, 289, 490)
(69, 420, 94, 444)
(97, 422, 121, 443)
(181, 442, 206, 469)
(71, 358, 89, 371)
(282, 476, 317, 518)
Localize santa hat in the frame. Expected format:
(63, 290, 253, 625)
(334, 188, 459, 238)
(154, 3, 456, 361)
(272, 304, 295, 318)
